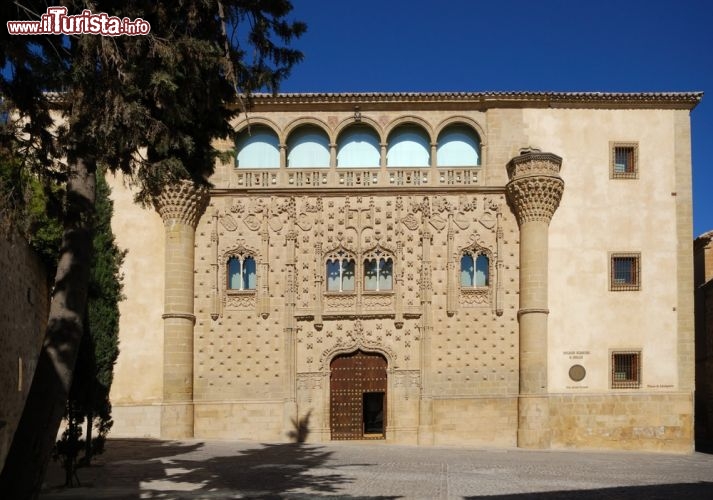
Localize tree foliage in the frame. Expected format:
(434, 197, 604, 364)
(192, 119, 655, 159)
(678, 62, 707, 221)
(0, 1, 304, 497)
(0, 146, 63, 269)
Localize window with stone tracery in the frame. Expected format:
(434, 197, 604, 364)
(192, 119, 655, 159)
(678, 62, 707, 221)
(227, 255, 257, 291)
(363, 248, 394, 292)
(460, 250, 490, 288)
(326, 249, 356, 292)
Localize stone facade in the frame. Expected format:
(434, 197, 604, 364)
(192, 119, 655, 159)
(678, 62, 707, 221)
(108, 91, 701, 452)
(695, 230, 713, 448)
(0, 232, 49, 471)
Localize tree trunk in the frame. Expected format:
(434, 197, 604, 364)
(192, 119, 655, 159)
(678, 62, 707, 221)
(0, 157, 96, 499)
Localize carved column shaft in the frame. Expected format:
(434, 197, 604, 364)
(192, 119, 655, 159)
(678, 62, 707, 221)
(495, 209, 504, 316)
(283, 227, 298, 438)
(418, 218, 435, 444)
(506, 151, 563, 449)
(314, 241, 323, 327)
(154, 181, 209, 439)
(211, 210, 220, 320)
(395, 197, 405, 327)
(446, 216, 457, 315)
(258, 217, 270, 318)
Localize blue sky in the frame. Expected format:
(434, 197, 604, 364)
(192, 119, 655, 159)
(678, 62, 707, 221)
(281, 0, 713, 236)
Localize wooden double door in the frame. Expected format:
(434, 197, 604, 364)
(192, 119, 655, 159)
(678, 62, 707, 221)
(330, 350, 387, 440)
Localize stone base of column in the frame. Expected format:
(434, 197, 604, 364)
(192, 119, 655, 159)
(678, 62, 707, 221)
(160, 402, 194, 439)
(517, 395, 551, 449)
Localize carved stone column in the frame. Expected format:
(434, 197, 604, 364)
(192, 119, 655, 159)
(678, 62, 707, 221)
(505, 150, 564, 449)
(154, 181, 210, 439)
(446, 215, 457, 315)
(418, 199, 435, 444)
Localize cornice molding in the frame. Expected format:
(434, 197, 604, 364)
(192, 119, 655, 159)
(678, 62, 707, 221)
(237, 91, 703, 112)
(40, 90, 703, 111)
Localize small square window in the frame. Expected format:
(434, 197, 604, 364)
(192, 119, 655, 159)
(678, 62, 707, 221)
(610, 253, 640, 291)
(611, 351, 641, 389)
(610, 142, 638, 179)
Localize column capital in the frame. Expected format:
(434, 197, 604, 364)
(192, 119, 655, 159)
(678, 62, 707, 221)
(154, 180, 210, 229)
(506, 150, 564, 225)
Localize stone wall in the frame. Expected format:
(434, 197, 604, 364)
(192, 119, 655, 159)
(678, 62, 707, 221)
(0, 232, 49, 471)
(550, 393, 692, 452)
(694, 231, 713, 449)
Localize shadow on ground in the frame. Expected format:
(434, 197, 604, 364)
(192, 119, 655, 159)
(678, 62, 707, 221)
(466, 482, 713, 499)
(41, 438, 397, 499)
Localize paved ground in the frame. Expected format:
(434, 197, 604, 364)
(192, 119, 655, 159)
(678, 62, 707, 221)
(39, 439, 713, 499)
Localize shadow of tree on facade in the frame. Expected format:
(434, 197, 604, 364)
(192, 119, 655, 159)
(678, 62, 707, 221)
(288, 410, 312, 443)
(41, 438, 398, 499)
(465, 481, 713, 499)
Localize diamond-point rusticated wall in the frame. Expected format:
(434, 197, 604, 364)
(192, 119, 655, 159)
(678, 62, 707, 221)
(191, 189, 518, 444)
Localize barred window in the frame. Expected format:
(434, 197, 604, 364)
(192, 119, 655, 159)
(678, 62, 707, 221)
(610, 253, 640, 291)
(610, 142, 638, 179)
(228, 256, 257, 291)
(611, 351, 641, 389)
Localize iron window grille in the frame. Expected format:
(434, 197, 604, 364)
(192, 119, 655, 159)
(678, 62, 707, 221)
(610, 253, 640, 291)
(611, 351, 641, 389)
(610, 142, 638, 179)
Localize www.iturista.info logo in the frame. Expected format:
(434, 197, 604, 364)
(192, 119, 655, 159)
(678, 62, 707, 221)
(7, 6, 150, 36)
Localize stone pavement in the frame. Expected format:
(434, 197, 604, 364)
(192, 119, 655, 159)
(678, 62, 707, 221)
(39, 439, 713, 499)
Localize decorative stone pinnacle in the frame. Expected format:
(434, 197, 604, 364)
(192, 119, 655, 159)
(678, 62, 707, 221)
(154, 180, 210, 228)
(505, 151, 564, 225)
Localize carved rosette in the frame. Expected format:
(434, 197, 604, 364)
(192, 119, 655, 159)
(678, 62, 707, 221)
(505, 152, 564, 225)
(154, 180, 210, 228)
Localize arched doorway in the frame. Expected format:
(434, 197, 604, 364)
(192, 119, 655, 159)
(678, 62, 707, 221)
(330, 350, 387, 440)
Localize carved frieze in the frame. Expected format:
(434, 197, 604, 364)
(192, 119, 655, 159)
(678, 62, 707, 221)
(459, 288, 490, 306)
(318, 320, 397, 371)
(325, 294, 357, 311)
(362, 294, 395, 309)
(225, 292, 257, 310)
(297, 372, 323, 391)
(393, 370, 421, 388)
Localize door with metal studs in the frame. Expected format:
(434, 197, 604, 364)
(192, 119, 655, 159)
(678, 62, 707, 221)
(330, 350, 387, 440)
